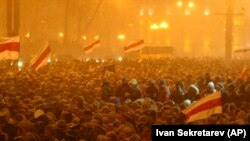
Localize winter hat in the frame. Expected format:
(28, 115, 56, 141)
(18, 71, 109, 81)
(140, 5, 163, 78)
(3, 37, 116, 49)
(34, 110, 44, 119)
(183, 99, 192, 108)
(129, 79, 137, 85)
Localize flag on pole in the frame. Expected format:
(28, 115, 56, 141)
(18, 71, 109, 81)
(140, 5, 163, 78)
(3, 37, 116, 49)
(30, 42, 51, 70)
(124, 39, 144, 53)
(182, 91, 222, 123)
(0, 36, 20, 60)
(84, 39, 100, 54)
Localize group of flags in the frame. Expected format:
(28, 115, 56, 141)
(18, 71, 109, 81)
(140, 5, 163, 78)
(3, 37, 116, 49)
(84, 39, 145, 54)
(0, 36, 243, 123)
(0, 36, 51, 70)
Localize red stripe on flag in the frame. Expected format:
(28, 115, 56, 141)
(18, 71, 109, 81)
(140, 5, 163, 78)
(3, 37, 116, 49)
(186, 98, 222, 118)
(0, 42, 20, 52)
(124, 40, 144, 51)
(84, 40, 100, 51)
(30, 46, 51, 69)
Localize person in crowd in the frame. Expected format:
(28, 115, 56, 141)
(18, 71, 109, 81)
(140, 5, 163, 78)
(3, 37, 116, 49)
(116, 76, 130, 103)
(157, 79, 171, 103)
(145, 79, 158, 101)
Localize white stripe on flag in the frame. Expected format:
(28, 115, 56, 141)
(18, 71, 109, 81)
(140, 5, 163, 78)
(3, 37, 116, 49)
(182, 91, 222, 123)
(30, 42, 51, 70)
(0, 36, 20, 60)
(124, 39, 144, 53)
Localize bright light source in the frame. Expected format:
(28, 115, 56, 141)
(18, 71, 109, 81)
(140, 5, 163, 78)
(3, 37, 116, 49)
(18, 61, 23, 68)
(188, 1, 194, 8)
(25, 33, 30, 38)
(96, 59, 99, 63)
(47, 58, 51, 63)
(185, 9, 190, 15)
(148, 9, 153, 16)
(94, 35, 99, 40)
(101, 59, 105, 63)
(159, 22, 169, 29)
(86, 58, 90, 62)
(177, 1, 183, 7)
(118, 34, 125, 40)
(58, 32, 64, 38)
(150, 24, 159, 30)
(118, 57, 123, 62)
(204, 9, 210, 16)
(139, 9, 144, 16)
(82, 36, 87, 40)
(55, 58, 58, 62)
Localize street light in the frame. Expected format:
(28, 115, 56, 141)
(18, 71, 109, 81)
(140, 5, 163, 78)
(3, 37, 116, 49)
(177, 1, 183, 7)
(159, 22, 169, 29)
(188, 1, 195, 8)
(25, 33, 30, 38)
(150, 24, 159, 30)
(82, 35, 87, 40)
(58, 32, 64, 38)
(118, 34, 125, 40)
(204, 9, 210, 16)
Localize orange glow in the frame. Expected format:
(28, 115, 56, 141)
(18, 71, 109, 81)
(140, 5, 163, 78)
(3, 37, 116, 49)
(188, 1, 195, 8)
(177, 1, 183, 7)
(204, 9, 210, 16)
(185, 9, 190, 15)
(150, 24, 159, 30)
(58, 32, 64, 38)
(117, 34, 125, 40)
(159, 22, 169, 29)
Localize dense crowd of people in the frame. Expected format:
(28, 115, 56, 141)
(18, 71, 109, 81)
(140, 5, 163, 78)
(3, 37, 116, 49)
(0, 57, 250, 141)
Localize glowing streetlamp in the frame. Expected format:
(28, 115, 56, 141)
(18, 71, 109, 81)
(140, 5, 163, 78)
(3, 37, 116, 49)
(159, 22, 169, 29)
(82, 36, 87, 40)
(58, 32, 64, 38)
(117, 34, 125, 40)
(177, 1, 183, 7)
(204, 9, 210, 16)
(118, 57, 123, 62)
(150, 24, 159, 30)
(188, 1, 195, 8)
(25, 33, 30, 38)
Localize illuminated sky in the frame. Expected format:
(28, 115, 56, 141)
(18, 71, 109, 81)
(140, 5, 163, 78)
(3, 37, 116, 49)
(0, 0, 250, 58)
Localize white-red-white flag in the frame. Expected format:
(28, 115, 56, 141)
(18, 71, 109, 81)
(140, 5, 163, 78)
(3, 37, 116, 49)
(182, 91, 222, 123)
(124, 39, 144, 53)
(0, 36, 20, 60)
(30, 42, 51, 70)
(84, 39, 100, 54)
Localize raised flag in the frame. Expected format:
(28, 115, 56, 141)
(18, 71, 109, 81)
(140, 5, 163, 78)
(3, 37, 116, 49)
(0, 36, 20, 60)
(182, 91, 222, 123)
(30, 42, 51, 70)
(84, 39, 100, 54)
(124, 39, 144, 53)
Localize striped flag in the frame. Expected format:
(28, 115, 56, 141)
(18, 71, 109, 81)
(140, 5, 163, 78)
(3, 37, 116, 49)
(0, 36, 20, 60)
(30, 42, 51, 70)
(182, 91, 222, 123)
(124, 39, 144, 53)
(84, 39, 100, 54)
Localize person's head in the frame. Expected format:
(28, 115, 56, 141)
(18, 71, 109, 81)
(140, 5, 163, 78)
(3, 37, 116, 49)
(129, 79, 137, 88)
(122, 76, 129, 84)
